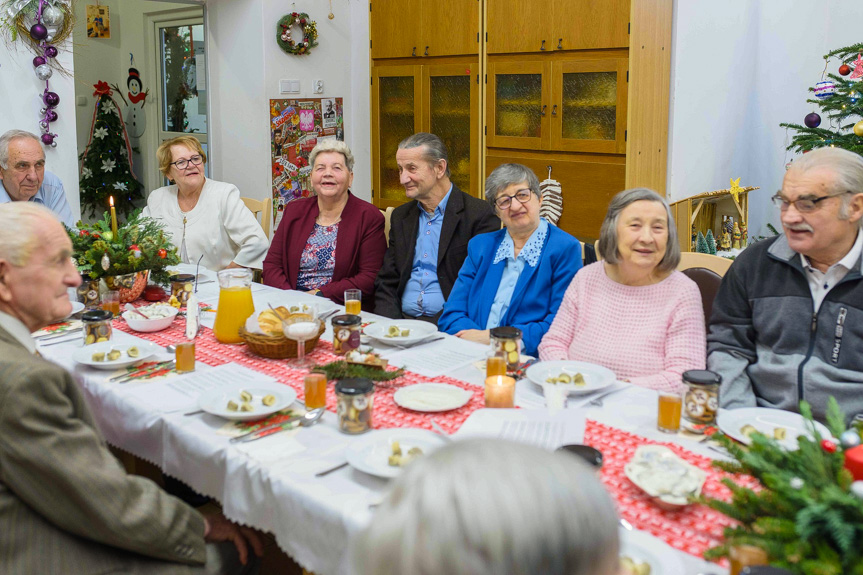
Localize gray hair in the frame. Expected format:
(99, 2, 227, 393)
(309, 139, 355, 172)
(351, 439, 620, 575)
(485, 163, 541, 210)
(398, 132, 450, 178)
(598, 187, 681, 272)
(787, 147, 863, 220)
(0, 202, 58, 266)
(0, 129, 42, 170)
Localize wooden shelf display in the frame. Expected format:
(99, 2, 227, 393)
(670, 182, 761, 253)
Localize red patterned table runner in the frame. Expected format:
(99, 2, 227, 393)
(115, 320, 483, 433)
(585, 419, 756, 560)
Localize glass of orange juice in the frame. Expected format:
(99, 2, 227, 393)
(212, 269, 254, 343)
(486, 354, 507, 378)
(101, 291, 121, 317)
(304, 372, 327, 409)
(175, 340, 196, 373)
(657, 390, 682, 433)
(344, 289, 361, 315)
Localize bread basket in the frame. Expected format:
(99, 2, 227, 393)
(239, 320, 325, 360)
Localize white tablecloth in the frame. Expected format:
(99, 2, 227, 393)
(42, 271, 725, 575)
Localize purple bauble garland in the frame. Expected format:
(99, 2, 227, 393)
(29, 0, 62, 147)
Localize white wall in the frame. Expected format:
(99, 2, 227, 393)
(0, 35, 79, 221)
(668, 0, 863, 238)
(206, 0, 369, 201)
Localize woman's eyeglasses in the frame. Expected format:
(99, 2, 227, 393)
(495, 189, 533, 210)
(171, 155, 203, 170)
(771, 191, 850, 213)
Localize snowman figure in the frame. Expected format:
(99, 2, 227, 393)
(124, 67, 149, 182)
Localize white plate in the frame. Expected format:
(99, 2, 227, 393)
(393, 383, 474, 412)
(363, 320, 439, 345)
(718, 407, 832, 451)
(198, 386, 297, 422)
(624, 445, 706, 508)
(525, 360, 616, 396)
(72, 341, 160, 370)
(65, 301, 85, 318)
(345, 428, 447, 479)
(619, 528, 686, 575)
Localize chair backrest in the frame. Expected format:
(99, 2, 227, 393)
(677, 252, 733, 327)
(241, 196, 273, 239)
(381, 206, 394, 246)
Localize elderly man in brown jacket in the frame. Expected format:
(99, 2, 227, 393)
(0, 202, 262, 574)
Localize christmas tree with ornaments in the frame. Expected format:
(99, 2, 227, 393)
(79, 81, 144, 220)
(781, 43, 863, 155)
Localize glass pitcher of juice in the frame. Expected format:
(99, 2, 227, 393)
(213, 268, 255, 344)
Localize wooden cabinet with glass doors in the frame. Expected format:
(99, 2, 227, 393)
(487, 55, 628, 154)
(372, 63, 479, 209)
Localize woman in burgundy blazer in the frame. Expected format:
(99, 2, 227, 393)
(263, 141, 386, 310)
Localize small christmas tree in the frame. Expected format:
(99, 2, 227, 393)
(705, 229, 717, 255)
(781, 43, 863, 155)
(79, 81, 144, 220)
(695, 231, 708, 254)
(701, 398, 863, 575)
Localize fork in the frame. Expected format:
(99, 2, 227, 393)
(586, 386, 626, 407)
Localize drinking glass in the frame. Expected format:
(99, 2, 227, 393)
(100, 291, 120, 317)
(486, 354, 507, 378)
(657, 390, 682, 433)
(304, 371, 327, 409)
(344, 289, 361, 315)
(175, 340, 196, 373)
(283, 306, 322, 367)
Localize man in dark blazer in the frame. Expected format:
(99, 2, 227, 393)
(374, 133, 500, 322)
(0, 202, 262, 574)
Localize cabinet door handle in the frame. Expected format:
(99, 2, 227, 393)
(541, 105, 547, 116)
(557, 38, 563, 50)
(540, 40, 546, 51)
(424, 46, 429, 56)
(412, 47, 416, 56)
(551, 105, 558, 116)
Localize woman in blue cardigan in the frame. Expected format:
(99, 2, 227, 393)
(438, 164, 582, 356)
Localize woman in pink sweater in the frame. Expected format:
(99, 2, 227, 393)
(538, 188, 705, 392)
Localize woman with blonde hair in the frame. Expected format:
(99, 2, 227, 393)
(143, 135, 269, 271)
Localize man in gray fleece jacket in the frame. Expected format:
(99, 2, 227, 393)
(708, 147, 863, 423)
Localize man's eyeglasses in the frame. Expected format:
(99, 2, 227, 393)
(494, 189, 533, 210)
(771, 191, 851, 213)
(171, 155, 203, 170)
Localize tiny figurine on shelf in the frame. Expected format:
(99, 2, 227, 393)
(739, 220, 748, 245)
(724, 215, 734, 236)
(691, 224, 697, 251)
(732, 222, 742, 250)
(721, 230, 732, 250)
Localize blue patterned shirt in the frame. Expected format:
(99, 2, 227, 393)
(297, 222, 338, 290)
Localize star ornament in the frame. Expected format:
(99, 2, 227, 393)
(112, 181, 128, 191)
(729, 177, 744, 203)
(101, 158, 116, 172)
(93, 127, 109, 139)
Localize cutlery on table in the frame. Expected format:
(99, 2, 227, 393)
(388, 335, 445, 351)
(315, 461, 349, 477)
(230, 407, 325, 444)
(430, 418, 453, 442)
(35, 327, 83, 341)
(111, 360, 176, 383)
(585, 386, 627, 407)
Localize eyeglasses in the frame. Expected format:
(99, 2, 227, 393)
(494, 189, 533, 210)
(170, 155, 203, 170)
(771, 191, 850, 213)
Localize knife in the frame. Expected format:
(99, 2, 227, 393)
(110, 360, 176, 383)
(230, 414, 303, 444)
(35, 327, 83, 341)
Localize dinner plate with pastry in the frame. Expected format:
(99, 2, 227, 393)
(718, 407, 832, 451)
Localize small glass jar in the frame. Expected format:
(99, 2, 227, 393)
(490, 326, 522, 371)
(170, 274, 196, 306)
(331, 314, 362, 355)
(82, 309, 113, 345)
(335, 378, 374, 434)
(682, 369, 722, 431)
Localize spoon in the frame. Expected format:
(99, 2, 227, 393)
(125, 303, 150, 319)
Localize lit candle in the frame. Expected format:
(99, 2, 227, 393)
(109, 196, 118, 237)
(484, 375, 516, 408)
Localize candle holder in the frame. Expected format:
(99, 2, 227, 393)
(484, 375, 516, 408)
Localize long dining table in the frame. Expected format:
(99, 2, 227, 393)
(39, 265, 731, 575)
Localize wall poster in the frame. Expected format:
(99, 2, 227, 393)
(269, 97, 344, 228)
(86, 5, 110, 38)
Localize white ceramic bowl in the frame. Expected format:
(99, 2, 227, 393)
(122, 305, 179, 332)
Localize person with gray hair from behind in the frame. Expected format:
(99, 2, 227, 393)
(351, 439, 621, 575)
(0, 129, 76, 228)
(708, 147, 863, 423)
(0, 202, 263, 574)
(539, 188, 705, 392)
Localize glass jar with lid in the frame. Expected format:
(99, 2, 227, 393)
(335, 378, 374, 434)
(489, 326, 522, 371)
(170, 274, 196, 306)
(82, 309, 113, 345)
(331, 314, 362, 355)
(682, 370, 722, 431)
